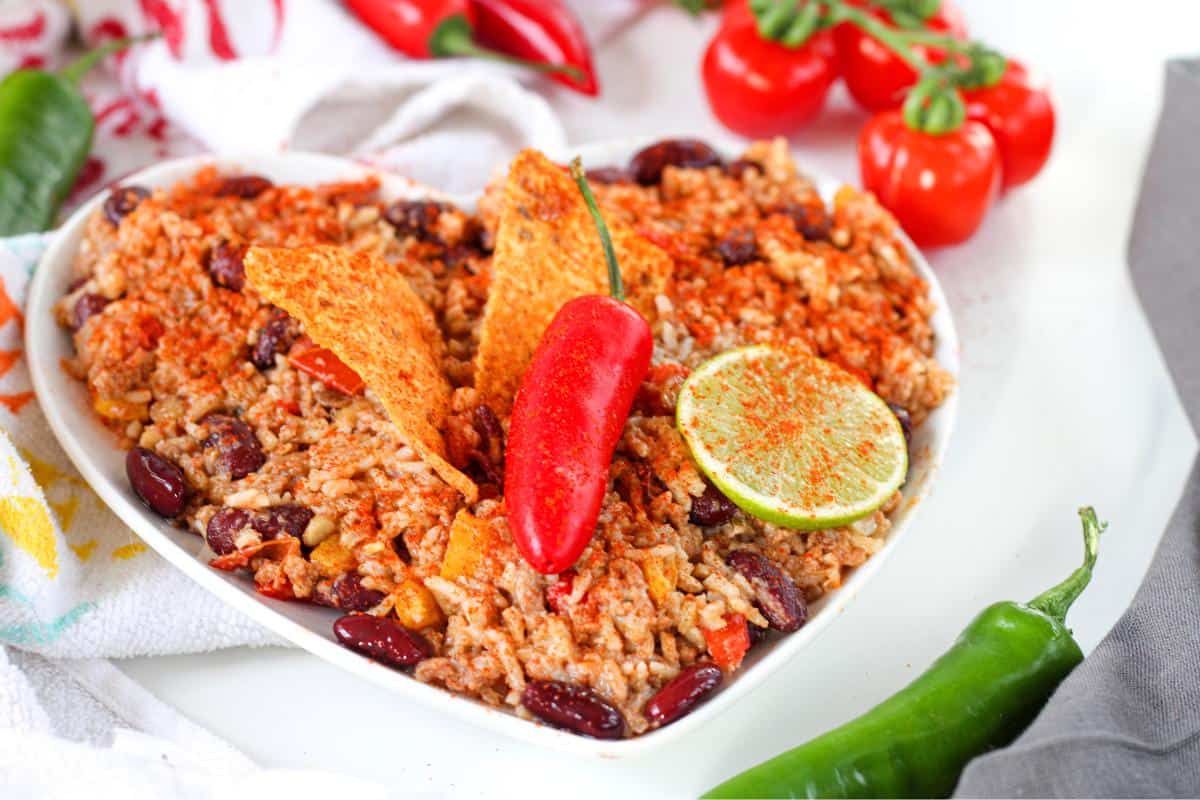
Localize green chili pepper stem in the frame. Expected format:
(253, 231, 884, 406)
(429, 15, 584, 81)
(569, 157, 625, 303)
(59, 35, 156, 84)
(1027, 507, 1106, 623)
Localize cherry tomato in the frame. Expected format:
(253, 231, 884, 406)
(703, 19, 838, 138)
(963, 59, 1055, 190)
(834, 1, 967, 112)
(859, 111, 1000, 248)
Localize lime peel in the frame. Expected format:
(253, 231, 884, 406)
(676, 345, 908, 530)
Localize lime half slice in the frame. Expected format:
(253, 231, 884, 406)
(676, 345, 907, 529)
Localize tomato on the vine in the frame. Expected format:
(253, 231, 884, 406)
(859, 110, 1000, 247)
(963, 59, 1055, 189)
(834, 1, 967, 112)
(703, 18, 838, 138)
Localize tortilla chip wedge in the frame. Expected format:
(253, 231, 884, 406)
(244, 245, 477, 502)
(475, 149, 673, 416)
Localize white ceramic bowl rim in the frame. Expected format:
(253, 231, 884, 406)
(25, 140, 959, 758)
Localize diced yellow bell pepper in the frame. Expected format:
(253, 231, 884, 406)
(440, 510, 496, 580)
(642, 553, 678, 606)
(392, 578, 444, 630)
(310, 536, 356, 578)
(94, 397, 148, 421)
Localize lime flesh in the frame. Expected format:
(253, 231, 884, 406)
(676, 345, 908, 530)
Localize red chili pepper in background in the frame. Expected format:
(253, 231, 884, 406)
(834, 0, 967, 112)
(344, 0, 593, 94)
(702, 17, 837, 138)
(859, 109, 1000, 247)
(504, 160, 653, 575)
(963, 58, 1055, 190)
(471, 0, 599, 97)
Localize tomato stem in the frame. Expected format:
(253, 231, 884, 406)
(569, 158, 625, 303)
(828, 2, 925, 71)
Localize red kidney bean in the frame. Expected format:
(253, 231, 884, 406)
(716, 227, 758, 267)
(777, 202, 831, 242)
(126, 447, 190, 517)
(391, 534, 411, 563)
(206, 241, 246, 292)
(384, 200, 445, 242)
(252, 504, 314, 541)
(103, 185, 150, 226)
(332, 574, 386, 611)
(629, 139, 723, 186)
(726, 158, 764, 180)
(522, 680, 626, 740)
(727, 550, 807, 633)
(71, 293, 110, 330)
(206, 507, 250, 555)
(584, 166, 631, 184)
(747, 621, 769, 646)
(689, 481, 738, 527)
(888, 402, 913, 447)
(200, 414, 265, 479)
(333, 614, 432, 668)
(644, 663, 723, 727)
(215, 174, 273, 199)
(251, 308, 294, 370)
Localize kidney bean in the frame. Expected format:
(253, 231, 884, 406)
(629, 139, 723, 186)
(200, 414, 265, 479)
(888, 402, 913, 447)
(777, 202, 831, 242)
(747, 621, 769, 646)
(206, 507, 251, 555)
(727, 550, 807, 633)
(332, 574, 385, 611)
(726, 158, 764, 180)
(206, 241, 246, 292)
(585, 166, 631, 184)
(384, 200, 445, 241)
(689, 481, 738, 527)
(72, 293, 110, 330)
(215, 174, 273, 199)
(391, 534, 411, 563)
(716, 227, 758, 267)
(522, 680, 626, 740)
(644, 663, 723, 727)
(251, 308, 294, 370)
(252, 504, 314, 541)
(103, 185, 150, 226)
(333, 614, 432, 668)
(126, 447, 190, 517)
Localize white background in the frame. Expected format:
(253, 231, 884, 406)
(120, 1, 1200, 796)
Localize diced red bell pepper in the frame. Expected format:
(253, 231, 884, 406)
(289, 347, 365, 395)
(704, 613, 751, 670)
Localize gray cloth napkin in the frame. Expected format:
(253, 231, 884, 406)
(955, 58, 1200, 798)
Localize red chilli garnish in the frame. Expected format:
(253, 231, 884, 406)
(503, 159, 653, 574)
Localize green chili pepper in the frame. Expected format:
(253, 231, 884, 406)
(0, 37, 146, 236)
(705, 507, 1106, 800)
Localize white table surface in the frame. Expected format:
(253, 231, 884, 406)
(119, 1, 1200, 795)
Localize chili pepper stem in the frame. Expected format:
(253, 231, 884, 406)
(1027, 507, 1105, 624)
(569, 157, 625, 302)
(59, 35, 157, 84)
(431, 15, 585, 81)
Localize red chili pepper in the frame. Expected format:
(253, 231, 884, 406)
(504, 160, 653, 574)
(344, 0, 592, 93)
(288, 347, 366, 395)
(470, 0, 598, 96)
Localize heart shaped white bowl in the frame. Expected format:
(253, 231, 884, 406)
(25, 139, 958, 758)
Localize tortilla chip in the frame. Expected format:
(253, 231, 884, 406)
(244, 245, 477, 502)
(475, 149, 673, 416)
